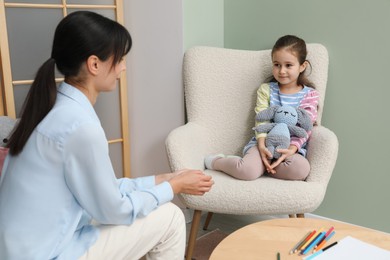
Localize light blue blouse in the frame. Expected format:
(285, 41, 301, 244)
(0, 82, 173, 259)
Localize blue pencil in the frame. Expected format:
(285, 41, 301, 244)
(304, 249, 322, 260)
(301, 232, 326, 255)
(314, 230, 336, 252)
(304, 241, 338, 260)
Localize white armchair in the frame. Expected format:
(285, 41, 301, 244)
(166, 45, 338, 260)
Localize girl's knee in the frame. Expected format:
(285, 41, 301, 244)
(287, 167, 310, 180)
(215, 157, 263, 180)
(272, 168, 309, 180)
(235, 165, 263, 180)
(273, 155, 310, 180)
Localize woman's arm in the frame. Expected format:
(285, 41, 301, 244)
(155, 170, 213, 195)
(64, 123, 173, 225)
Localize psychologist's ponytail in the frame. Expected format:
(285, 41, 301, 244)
(7, 11, 132, 156)
(7, 58, 57, 155)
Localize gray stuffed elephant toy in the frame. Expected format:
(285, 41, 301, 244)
(253, 105, 313, 159)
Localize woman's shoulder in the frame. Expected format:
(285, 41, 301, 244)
(37, 100, 101, 145)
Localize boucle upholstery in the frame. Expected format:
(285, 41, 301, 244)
(166, 44, 338, 216)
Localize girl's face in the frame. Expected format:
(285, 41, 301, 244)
(272, 48, 306, 89)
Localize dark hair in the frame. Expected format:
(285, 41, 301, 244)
(7, 11, 132, 155)
(268, 35, 314, 88)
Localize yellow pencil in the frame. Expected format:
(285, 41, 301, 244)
(300, 228, 324, 251)
(295, 230, 316, 253)
(289, 231, 311, 254)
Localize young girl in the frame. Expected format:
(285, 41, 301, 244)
(0, 11, 213, 260)
(205, 35, 319, 181)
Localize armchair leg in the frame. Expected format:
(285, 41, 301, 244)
(203, 212, 214, 230)
(185, 210, 202, 260)
(289, 213, 305, 218)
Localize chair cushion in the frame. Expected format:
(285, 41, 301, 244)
(180, 170, 326, 215)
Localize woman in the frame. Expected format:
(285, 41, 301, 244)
(0, 11, 213, 260)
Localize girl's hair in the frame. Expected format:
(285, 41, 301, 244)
(269, 35, 314, 88)
(7, 11, 132, 155)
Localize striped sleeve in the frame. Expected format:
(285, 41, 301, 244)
(290, 89, 319, 150)
(254, 83, 270, 139)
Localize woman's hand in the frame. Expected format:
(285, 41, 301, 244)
(268, 145, 298, 173)
(155, 169, 188, 185)
(168, 169, 214, 195)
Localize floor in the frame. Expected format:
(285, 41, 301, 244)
(184, 209, 290, 241)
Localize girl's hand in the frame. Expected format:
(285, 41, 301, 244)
(258, 138, 273, 173)
(268, 145, 298, 173)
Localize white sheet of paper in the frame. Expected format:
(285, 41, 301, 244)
(314, 236, 390, 260)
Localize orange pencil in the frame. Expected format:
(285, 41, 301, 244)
(300, 228, 324, 252)
(314, 239, 327, 253)
(313, 230, 336, 253)
(294, 230, 316, 253)
(314, 226, 335, 249)
(314, 226, 334, 248)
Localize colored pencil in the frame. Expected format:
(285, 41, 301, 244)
(313, 230, 336, 252)
(304, 241, 338, 260)
(294, 230, 316, 253)
(322, 241, 338, 251)
(300, 228, 324, 252)
(315, 226, 335, 248)
(304, 249, 322, 260)
(289, 231, 311, 254)
(277, 252, 280, 260)
(301, 232, 326, 255)
(324, 226, 334, 237)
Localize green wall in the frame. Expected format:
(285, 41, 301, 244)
(184, 0, 390, 233)
(183, 0, 224, 50)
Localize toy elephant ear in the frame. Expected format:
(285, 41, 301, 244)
(296, 108, 313, 131)
(255, 106, 280, 122)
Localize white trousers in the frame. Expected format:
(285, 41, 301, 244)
(79, 202, 186, 260)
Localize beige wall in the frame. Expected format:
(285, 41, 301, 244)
(124, 1, 184, 179)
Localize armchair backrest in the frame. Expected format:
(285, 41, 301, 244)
(183, 44, 328, 155)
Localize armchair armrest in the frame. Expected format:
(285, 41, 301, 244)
(306, 125, 339, 184)
(165, 122, 211, 171)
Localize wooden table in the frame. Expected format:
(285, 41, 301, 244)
(210, 218, 390, 259)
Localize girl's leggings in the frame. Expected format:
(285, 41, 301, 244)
(213, 146, 310, 181)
